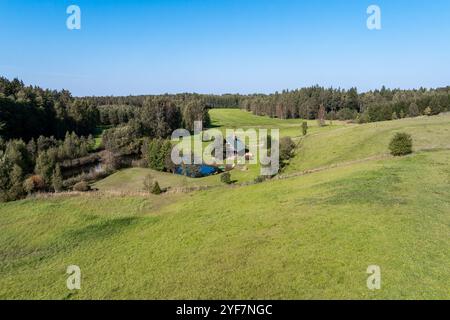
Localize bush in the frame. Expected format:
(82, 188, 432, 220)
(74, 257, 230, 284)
(73, 180, 91, 192)
(301, 122, 308, 136)
(253, 175, 268, 184)
(220, 172, 232, 184)
(143, 174, 162, 194)
(23, 175, 45, 194)
(151, 181, 162, 195)
(389, 133, 413, 156)
(357, 110, 370, 124)
(279, 136, 296, 161)
(336, 108, 357, 120)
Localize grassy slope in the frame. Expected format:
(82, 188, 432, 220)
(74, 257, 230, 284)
(287, 113, 450, 173)
(209, 108, 344, 138)
(94, 109, 343, 191)
(1, 112, 449, 299)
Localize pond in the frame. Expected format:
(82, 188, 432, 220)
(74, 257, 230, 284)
(175, 164, 220, 178)
(62, 161, 104, 179)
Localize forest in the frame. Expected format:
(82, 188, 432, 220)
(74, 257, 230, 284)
(239, 86, 450, 121)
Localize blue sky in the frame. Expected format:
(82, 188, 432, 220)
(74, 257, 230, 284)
(0, 0, 449, 96)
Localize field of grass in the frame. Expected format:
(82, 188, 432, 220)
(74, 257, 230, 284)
(287, 113, 450, 173)
(209, 108, 344, 138)
(95, 109, 344, 191)
(1, 111, 449, 299)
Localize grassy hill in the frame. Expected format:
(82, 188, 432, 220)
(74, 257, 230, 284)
(94, 109, 342, 191)
(287, 113, 450, 173)
(1, 110, 449, 299)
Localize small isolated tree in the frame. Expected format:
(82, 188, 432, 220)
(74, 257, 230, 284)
(317, 105, 326, 127)
(302, 122, 308, 136)
(279, 136, 296, 161)
(423, 106, 432, 116)
(73, 181, 91, 192)
(389, 133, 413, 156)
(151, 180, 162, 195)
(220, 172, 232, 184)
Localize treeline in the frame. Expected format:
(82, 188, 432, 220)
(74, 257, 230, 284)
(0, 77, 99, 141)
(81, 93, 241, 109)
(0, 132, 96, 202)
(99, 98, 210, 129)
(100, 98, 210, 155)
(239, 86, 450, 122)
(87, 85, 450, 124)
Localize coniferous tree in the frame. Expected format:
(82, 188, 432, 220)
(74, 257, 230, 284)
(52, 164, 63, 192)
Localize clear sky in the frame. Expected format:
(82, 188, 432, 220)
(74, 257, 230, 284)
(0, 0, 449, 96)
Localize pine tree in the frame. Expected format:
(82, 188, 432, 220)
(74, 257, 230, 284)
(8, 164, 24, 200)
(151, 180, 162, 195)
(52, 164, 63, 192)
(161, 140, 174, 172)
(35, 151, 54, 185)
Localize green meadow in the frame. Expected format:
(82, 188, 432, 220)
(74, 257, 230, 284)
(1, 109, 449, 299)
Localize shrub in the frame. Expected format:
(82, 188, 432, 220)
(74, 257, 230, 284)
(73, 180, 91, 192)
(220, 172, 232, 184)
(389, 133, 413, 156)
(254, 175, 268, 184)
(143, 174, 162, 194)
(358, 110, 370, 123)
(279, 136, 296, 161)
(151, 180, 162, 195)
(337, 108, 358, 120)
(301, 122, 308, 136)
(423, 107, 432, 116)
(23, 175, 45, 194)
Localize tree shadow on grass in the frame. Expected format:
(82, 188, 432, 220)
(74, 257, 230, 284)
(62, 217, 140, 243)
